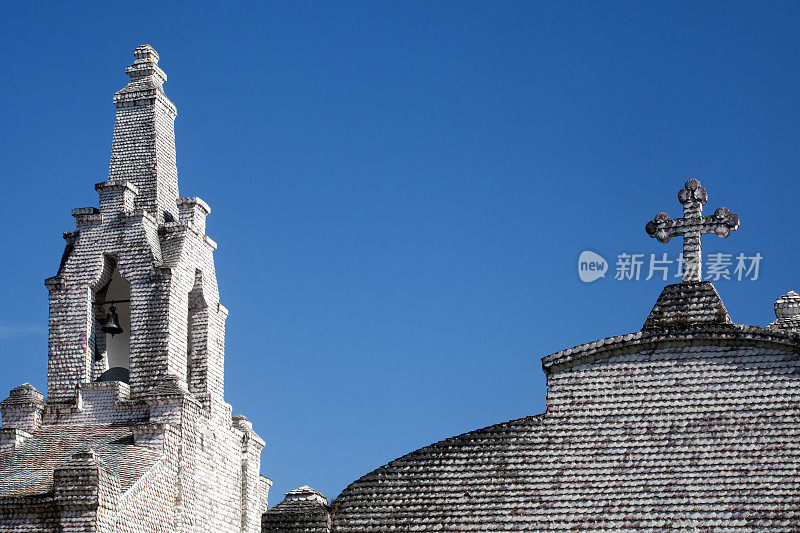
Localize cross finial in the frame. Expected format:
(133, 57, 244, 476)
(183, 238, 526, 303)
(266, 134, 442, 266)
(645, 179, 740, 282)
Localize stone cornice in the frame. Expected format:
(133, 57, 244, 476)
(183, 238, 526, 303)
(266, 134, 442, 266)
(542, 323, 800, 374)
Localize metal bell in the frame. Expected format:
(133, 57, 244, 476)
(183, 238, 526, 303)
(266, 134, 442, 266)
(101, 305, 124, 336)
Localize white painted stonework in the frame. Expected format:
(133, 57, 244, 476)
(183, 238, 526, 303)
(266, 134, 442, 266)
(0, 45, 269, 532)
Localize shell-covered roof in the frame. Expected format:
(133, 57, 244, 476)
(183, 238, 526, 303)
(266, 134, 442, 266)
(264, 281, 800, 531)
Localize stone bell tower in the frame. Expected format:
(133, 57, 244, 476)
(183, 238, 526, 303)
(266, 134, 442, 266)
(0, 46, 269, 533)
(45, 44, 227, 414)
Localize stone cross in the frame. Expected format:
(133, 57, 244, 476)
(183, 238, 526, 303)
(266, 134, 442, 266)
(645, 178, 740, 282)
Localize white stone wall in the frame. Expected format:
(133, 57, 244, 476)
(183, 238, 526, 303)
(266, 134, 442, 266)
(541, 342, 800, 528)
(115, 456, 175, 533)
(546, 343, 800, 417)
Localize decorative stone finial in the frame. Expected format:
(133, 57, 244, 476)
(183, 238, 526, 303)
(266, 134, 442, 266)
(645, 179, 740, 282)
(124, 44, 166, 84)
(8, 383, 44, 401)
(769, 291, 800, 332)
(774, 291, 800, 319)
(0, 382, 45, 432)
(284, 485, 328, 506)
(133, 44, 159, 62)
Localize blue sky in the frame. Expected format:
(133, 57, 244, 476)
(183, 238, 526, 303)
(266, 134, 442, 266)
(1, 2, 798, 502)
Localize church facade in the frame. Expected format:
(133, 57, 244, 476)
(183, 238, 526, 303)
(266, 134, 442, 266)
(2, 46, 800, 532)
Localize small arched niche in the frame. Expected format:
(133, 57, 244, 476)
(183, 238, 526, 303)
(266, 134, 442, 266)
(187, 270, 209, 395)
(93, 260, 131, 383)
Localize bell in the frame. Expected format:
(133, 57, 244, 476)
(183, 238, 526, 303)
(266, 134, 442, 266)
(101, 305, 124, 336)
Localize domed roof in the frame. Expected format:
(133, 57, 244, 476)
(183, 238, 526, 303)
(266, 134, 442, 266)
(263, 179, 800, 531)
(325, 328, 800, 531)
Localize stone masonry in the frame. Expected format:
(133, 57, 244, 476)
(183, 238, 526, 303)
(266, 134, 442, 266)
(3, 42, 798, 532)
(264, 179, 800, 530)
(0, 45, 269, 532)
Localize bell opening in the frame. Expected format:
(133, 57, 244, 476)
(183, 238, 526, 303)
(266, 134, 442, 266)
(95, 267, 131, 374)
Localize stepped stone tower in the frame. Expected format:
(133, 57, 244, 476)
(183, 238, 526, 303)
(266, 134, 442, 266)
(0, 45, 269, 532)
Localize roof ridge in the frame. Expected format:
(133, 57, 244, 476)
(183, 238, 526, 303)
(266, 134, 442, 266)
(542, 323, 800, 373)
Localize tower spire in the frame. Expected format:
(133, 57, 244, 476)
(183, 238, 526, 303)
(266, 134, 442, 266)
(107, 44, 179, 222)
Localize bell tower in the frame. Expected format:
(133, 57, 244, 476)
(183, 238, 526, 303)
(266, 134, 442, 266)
(1, 45, 268, 533)
(45, 45, 227, 414)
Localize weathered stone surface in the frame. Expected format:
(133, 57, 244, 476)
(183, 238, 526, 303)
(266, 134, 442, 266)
(645, 178, 740, 282)
(0, 45, 268, 533)
(770, 290, 800, 332)
(265, 180, 800, 531)
(263, 487, 331, 533)
(302, 330, 800, 531)
(643, 280, 732, 330)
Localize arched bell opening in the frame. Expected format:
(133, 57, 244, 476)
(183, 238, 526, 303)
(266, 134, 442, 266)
(92, 259, 131, 384)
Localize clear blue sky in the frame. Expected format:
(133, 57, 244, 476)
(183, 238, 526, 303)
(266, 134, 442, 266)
(1, 2, 798, 503)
